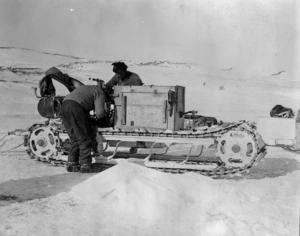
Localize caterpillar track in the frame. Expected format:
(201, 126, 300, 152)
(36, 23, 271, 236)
(25, 120, 267, 178)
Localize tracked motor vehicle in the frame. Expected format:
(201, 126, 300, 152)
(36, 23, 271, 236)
(24, 68, 268, 178)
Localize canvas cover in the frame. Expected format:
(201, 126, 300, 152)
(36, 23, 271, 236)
(39, 67, 84, 97)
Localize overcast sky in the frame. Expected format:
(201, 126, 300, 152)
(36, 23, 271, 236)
(0, 0, 299, 77)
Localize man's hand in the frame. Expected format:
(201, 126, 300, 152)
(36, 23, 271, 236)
(89, 115, 98, 126)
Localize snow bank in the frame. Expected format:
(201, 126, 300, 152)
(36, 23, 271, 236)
(70, 160, 218, 209)
(70, 161, 299, 236)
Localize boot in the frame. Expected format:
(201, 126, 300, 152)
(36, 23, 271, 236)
(79, 163, 112, 173)
(66, 162, 80, 172)
(80, 164, 92, 173)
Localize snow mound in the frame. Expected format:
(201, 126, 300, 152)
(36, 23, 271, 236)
(69, 161, 298, 235)
(70, 161, 218, 200)
(70, 161, 219, 216)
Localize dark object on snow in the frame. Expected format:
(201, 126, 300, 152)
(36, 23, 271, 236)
(183, 110, 218, 128)
(270, 105, 294, 118)
(193, 116, 218, 127)
(271, 70, 286, 76)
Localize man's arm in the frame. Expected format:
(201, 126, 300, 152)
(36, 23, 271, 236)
(94, 93, 106, 119)
(39, 76, 56, 97)
(105, 75, 119, 92)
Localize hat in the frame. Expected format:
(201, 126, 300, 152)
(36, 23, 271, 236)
(112, 61, 128, 70)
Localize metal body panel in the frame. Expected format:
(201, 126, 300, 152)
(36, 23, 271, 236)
(100, 133, 214, 148)
(113, 85, 185, 131)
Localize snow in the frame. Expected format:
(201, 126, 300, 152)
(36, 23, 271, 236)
(0, 48, 299, 236)
(69, 161, 299, 235)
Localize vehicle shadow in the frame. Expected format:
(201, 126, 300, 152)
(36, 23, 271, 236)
(0, 171, 106, 207)
(232, 157, 300, 180)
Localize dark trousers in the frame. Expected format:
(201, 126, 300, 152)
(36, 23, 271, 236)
(61, 100, 95, 165)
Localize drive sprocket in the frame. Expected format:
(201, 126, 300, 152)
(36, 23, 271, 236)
(27, 125, 59, 160)
(217, 129, 257, 168)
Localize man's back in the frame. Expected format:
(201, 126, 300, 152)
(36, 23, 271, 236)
(64, 85, 105, 114)
(106, 71, 143, 89)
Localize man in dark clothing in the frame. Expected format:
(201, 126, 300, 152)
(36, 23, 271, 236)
(105, 61, 143, 93)
(61, 85, 106, 173)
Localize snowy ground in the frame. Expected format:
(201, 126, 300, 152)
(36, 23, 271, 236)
(0, 47, 299, 236)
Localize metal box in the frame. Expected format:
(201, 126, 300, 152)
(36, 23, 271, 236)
(257, 117, 296, 146)
(113, 85, 185, 131)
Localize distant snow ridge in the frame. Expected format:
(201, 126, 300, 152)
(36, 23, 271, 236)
(138, 60, 192, 68)
(57, 59, 112, 69)
(0, 68, 28, 83)
(5, 65, 44, 76)
(0, 46, 82, 60)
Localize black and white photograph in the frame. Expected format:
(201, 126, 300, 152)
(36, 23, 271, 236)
(0, 0, 299, 235)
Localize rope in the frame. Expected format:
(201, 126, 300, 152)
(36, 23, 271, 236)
(7, 129, 28, 135)
(276, 144, 300, 154)
(0, 128, 28, 137)
(0, 134, 8, 142)
(0, 143, 24, 154)
(0, 128, 28, 154)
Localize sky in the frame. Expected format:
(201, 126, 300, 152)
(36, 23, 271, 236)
(0, 0, 299, 77)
